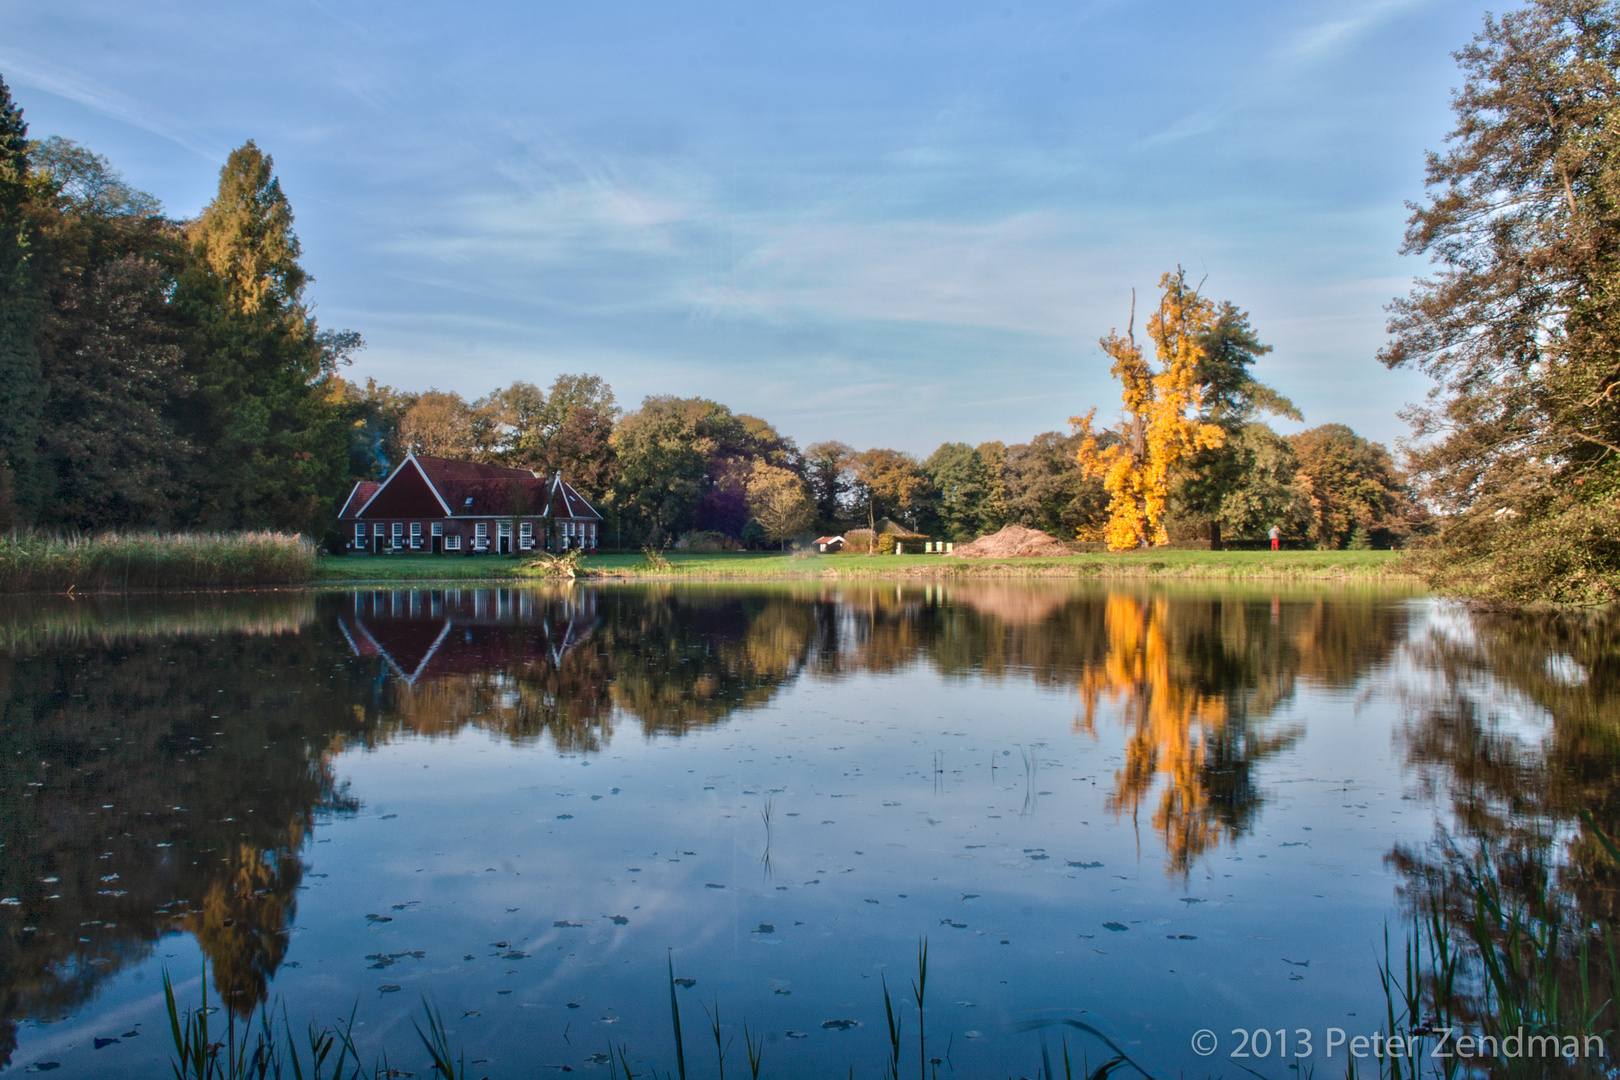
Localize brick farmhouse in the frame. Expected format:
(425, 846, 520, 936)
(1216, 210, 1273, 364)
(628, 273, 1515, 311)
(337, 453, 603, 555)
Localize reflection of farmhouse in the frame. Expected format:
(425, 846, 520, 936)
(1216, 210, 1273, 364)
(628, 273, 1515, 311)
(338, 589, 599, 683)
(338, 453, 602, 555)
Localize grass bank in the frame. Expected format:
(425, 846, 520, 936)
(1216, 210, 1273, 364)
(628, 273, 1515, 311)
(0, 532, 317, 593)
(317, 548, 1416, 585)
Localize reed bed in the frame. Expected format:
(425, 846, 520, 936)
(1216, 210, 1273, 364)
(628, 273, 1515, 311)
(0, 530, 317, 593)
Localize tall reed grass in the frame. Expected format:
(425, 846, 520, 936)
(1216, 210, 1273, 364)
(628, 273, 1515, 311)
(0, 530, 317, 593)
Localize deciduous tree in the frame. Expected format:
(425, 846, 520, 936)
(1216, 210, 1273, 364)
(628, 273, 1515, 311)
(850, 448, 928, 549)
(1075, 271, 1225, 550)
(803, 440, 854, 525)
(1174, 303, 1301, 547)
(746, 462, 815, 548)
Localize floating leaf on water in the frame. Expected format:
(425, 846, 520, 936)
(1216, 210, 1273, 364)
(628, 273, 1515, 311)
(607, 915, 629, 925)
(1103, 922, 1129, 932)
(587, 1053, 611, 1064)
(775, 988, 791, 995)
(378, 985, 401, 993)
(93, 1038, 119, 1049)
(753, 923, 774, 933)
(785, 1031, 808, 1039)
(673, 978, 696, 988)
(365, 914, 392, 924)
(1067, 861, 1103, 869)
(489, 941, 508, 948)
(704, 883, 725, 889)
(553, 921, 583, 928)
(821, 1019, 860, 1030)
(556, 814, 573, 820)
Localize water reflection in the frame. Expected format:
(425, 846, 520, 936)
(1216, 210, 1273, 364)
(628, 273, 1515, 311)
(0, 593, 362, 1064)
(5, 581, 1558, 1071)
(1389, 605, 1620, 1036)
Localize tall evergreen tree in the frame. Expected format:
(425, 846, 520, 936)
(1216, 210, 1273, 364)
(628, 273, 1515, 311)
(0, 75, 44, 524)
(174, 141, 357, 532)
(1381, 0, 1620, 599)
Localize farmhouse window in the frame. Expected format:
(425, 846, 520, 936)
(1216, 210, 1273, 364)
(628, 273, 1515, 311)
(373, 523, 384, 537)
(392, 523, 404, 537)
(445, 535, 462, 550)
(431, 522, 443, 537)
(354, 524, 365, 542)
(519, 521, 533, 537)
(410, 522, 421, 537)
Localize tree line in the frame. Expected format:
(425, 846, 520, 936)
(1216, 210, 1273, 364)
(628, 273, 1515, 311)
(0, 73, 1413, 553)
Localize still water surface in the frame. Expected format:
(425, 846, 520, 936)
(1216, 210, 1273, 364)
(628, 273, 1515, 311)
(0, 583, 1612, 1076)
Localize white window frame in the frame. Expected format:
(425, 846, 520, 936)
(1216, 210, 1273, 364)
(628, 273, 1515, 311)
(445, 534, 462, 551)
(431, 522, 443, 537)
(474, 522, 489, 550)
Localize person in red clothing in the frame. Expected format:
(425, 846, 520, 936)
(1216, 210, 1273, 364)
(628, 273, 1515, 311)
(1268, 525, 1280, 551)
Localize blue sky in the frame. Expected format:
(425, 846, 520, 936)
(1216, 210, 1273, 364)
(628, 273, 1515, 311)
(1, 0, 1488, 454)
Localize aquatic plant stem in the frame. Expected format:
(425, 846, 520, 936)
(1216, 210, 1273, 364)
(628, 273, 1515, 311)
(668, 950, 688, 1080)
(912, 936, 928, 1080)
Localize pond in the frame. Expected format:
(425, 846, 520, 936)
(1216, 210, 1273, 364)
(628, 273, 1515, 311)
(0, 582, 1614, 1077)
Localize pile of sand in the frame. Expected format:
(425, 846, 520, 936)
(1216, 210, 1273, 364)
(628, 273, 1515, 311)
(948, 524, 1071, 559)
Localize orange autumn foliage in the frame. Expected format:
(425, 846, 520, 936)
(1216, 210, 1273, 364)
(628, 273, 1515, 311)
(1074, 270, 1225, 550)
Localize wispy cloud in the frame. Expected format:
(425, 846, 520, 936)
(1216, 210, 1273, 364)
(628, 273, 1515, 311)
(1274, 0, 1428, 67)
(1141, 0, 1433, 147)
(0, 48, 224, 161)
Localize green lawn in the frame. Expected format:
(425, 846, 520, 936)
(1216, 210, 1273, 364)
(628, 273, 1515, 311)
(316, 548, 1416, 584)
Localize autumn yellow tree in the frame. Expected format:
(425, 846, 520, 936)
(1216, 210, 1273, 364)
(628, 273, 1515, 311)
(1074, 270, 1225, 549)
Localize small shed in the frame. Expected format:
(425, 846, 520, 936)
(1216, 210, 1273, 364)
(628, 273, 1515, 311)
(814, 535, 845, 553)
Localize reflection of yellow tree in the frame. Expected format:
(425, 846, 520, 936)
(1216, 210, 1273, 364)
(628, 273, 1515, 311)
(1079, 594, 1300, 875)
(185, 834, 303, 1016)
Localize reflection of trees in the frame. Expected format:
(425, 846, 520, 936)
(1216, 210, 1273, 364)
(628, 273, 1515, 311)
(1389, 605, 1620, 1037)
(801, 583, 1408, 876)
(0, 597, 369, 1065)
(1075, 594, 1307, 875)
(0, 582, 1421, 1063)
